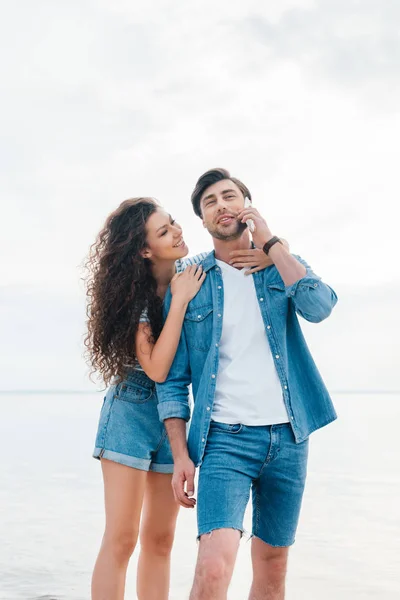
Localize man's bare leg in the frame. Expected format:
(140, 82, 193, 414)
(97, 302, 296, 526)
(189, 528, 241, 600)
(248, 537, 289, 600)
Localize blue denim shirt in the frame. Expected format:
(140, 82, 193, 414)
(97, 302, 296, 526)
(156, 252, 338, 467)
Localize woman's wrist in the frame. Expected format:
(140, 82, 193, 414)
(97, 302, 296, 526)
(170, 295, 189, 311)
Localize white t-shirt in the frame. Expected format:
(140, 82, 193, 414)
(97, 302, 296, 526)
(212, 259, 289, 426)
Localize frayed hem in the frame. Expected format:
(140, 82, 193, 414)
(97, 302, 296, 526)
(197, 525, 251, 543)
(250, 532, 296, 548)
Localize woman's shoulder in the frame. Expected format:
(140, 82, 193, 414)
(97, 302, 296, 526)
(176, 252, 209, 273)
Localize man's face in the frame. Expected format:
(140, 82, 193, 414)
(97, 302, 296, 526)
(199, 179, 248, 241)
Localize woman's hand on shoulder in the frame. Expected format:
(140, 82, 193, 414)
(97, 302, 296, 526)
(228, 238, 290, 275)
(171, 265, 206, 304)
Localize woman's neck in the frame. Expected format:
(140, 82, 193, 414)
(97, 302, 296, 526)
(151, 259, 176, 298)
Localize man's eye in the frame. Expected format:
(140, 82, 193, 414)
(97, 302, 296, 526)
(226, 195, 235, 199)
(206, 200, 216, 207)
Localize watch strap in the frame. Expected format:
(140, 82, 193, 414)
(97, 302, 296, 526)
(262, 236, 282, 255)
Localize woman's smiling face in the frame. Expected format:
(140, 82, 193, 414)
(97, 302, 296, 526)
(143, 208, 188, 261)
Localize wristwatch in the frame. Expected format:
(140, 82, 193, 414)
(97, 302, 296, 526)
(262, 236, 283, 255)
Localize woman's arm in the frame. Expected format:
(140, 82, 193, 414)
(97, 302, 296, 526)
(135, 266, 205, 383)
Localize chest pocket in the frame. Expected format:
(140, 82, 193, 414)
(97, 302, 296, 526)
(184, 305, 214, 352)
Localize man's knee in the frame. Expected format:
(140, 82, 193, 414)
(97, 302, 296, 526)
(196, 554, 231, 583)
(194, 529, 239, 587)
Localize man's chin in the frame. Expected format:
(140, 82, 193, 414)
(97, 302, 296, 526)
(209, 222, 247, 241)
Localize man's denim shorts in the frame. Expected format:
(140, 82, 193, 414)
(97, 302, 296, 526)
(93, 370, 174, 473)
(197, 421, 309, 547)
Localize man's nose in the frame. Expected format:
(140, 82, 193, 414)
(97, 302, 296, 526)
(216, 198, 228, 211)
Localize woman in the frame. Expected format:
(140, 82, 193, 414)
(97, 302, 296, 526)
(84, 197, 277, 600)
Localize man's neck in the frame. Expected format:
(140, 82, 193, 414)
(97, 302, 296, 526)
(213, 230, 251, 265)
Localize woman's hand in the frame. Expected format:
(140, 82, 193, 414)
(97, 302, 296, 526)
(171, 265, 206, 303)
(229, 238, 290, 275)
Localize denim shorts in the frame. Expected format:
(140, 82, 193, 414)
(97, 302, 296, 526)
(197, 421, 309, 547)
(93, 370, 174, 473)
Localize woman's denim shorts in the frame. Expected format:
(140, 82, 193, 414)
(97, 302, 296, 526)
(93, 370, 174, 473)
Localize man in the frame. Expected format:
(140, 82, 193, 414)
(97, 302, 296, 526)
(156, 168, 338, 600)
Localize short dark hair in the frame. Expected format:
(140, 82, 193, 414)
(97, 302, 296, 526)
(191, 168, 252, 217)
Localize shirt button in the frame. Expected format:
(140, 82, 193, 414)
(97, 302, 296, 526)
(275, 355, 280, 359)
(291, 291, 295, 296)
(291, 416, 294, 420)
(260, 297, 264, 302)
(267, 325, 271, 330)
(218, 286, 222, 289)
(215, 343, 219, 347)
(284, 385, 288, 390)
(314, 283, 318, 288)
(218, 314, 222, 318)
(211, 374, 216, 379)
(197, 315, 201, 319)
(207, 407, 210, 411)
(202, 438, 206, 442)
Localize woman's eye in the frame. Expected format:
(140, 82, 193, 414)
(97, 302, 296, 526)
(160, 230, 168, 236)
(171, 219, 176, 225)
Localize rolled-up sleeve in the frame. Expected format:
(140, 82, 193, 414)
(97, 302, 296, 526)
(156, 295, 191, 422)
(285, 255, 338, 323)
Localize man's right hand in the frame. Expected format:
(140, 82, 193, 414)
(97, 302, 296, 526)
(172, 456, 196, 508)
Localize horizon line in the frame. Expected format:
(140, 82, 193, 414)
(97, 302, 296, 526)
(0, 389, 399, 395)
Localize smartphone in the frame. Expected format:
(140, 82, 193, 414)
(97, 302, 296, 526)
(244, 197, 255, 233)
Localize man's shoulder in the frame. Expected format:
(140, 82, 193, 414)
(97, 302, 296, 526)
(178, 251, 212, 272)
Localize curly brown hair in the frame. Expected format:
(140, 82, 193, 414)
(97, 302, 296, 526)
(84, 197, 164, 385)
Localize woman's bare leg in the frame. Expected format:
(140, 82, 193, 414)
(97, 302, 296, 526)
(91, 459, 147, 600)
(136, 471, 180, 600)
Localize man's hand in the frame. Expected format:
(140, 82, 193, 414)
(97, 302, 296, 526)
(171, 456, 196, 509)
(236, 206, 274, 249)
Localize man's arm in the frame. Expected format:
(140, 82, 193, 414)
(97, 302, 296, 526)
(237, 206, 338, 322)
(164, 418, 196, 509)
(155, 290, 196, 508)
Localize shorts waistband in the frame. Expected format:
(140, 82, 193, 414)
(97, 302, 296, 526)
(123, 368, 155, 390)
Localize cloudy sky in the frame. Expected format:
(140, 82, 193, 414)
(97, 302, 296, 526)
(0, 0, 398, 391)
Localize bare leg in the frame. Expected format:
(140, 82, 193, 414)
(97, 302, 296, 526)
(248, 537, 289, 600)
(91, 459, 147, 600)
(190, 528, 241, 600)
(136, 471, 180, 600)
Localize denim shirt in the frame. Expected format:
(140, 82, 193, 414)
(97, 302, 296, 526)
(156, 252, 338, 467)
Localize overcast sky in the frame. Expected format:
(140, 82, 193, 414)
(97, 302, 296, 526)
(0, 0, 398, 391)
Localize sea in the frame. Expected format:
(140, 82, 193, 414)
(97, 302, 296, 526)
(1, 392, 399, 599)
